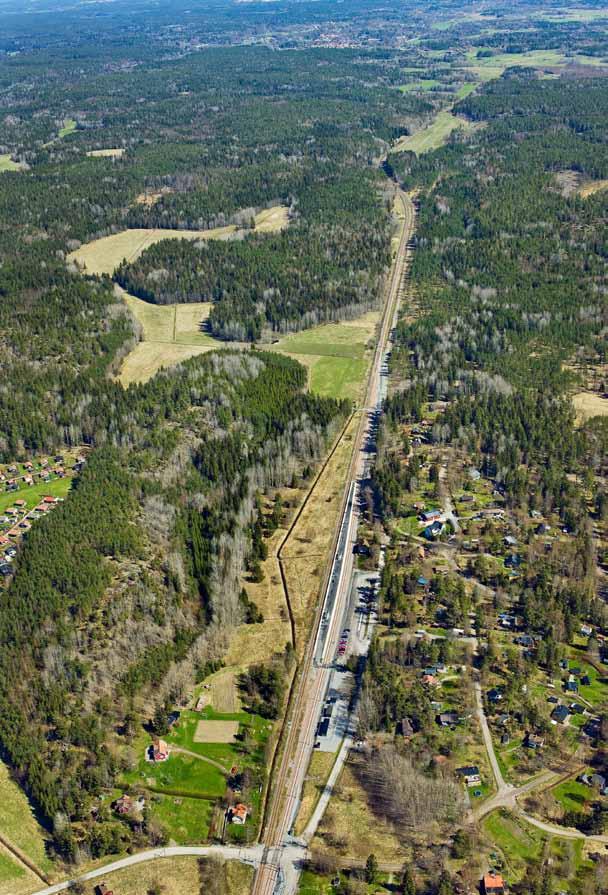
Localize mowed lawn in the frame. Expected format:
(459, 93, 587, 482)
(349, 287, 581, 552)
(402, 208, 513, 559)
(148, 793, 214, 843)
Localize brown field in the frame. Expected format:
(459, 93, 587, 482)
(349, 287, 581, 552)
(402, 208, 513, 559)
(135, 188, 174, 207)
(74, 856, 253, 895)
(205, 667, 242, 713)
(119, 342, 215, 386)
(579, 178, 608, 197)
(225, 523, 293, 666)
(194, 720, 239, 744)
(573, 391, 608, 422)
(293, 749, 338, 836)
(282, 414, 359, 647)
(86, 148, 125, 158)
(312, 762, 407, 862)
(68, 205, 289, 277)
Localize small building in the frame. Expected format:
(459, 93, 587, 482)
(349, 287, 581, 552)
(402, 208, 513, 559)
(421, 673, 438, 687)
(552, 704, 569, 724)
(423, 521, 444, 540)
(525, 732, 545, 750)
(151, 738, 170, 762)
(167, 711, 181, 729)
(565, 679, 578, 694)
(228, 803, 248, 824)
(114, 794, 134, 815)
(421, 509, 442, 523)
(580, 624, 593, 637)
(515, 635, 534, 648)
(456, 766, 481, 786)
(467, 468, 481, 481)
(483, 871, 505, 895)
(505, 553, 522, 569)
(487, 688, 503, 704)
(581, 674, 591, 686)
(504, 535, 518, 547)
(437, 711, 460, 728)
(400, 717, 415, 738)
(417, 576, 430, 588)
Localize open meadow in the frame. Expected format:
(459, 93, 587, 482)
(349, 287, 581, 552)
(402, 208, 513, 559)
(393, 111, 473, 154)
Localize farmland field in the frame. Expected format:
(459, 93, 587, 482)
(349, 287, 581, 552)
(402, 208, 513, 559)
(68, 205, 289, 277)
(85, 148, 125, 158)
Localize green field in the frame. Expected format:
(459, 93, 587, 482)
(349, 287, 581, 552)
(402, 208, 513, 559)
(0, 760, 53, 876)
(552, 775, 594, 814)
(272, 317, 376, 401)
(394, 111, 472, 154)
(148, 793, 214, 843)
(464, 49, 565, 81)
(483, 809, 546, 875)
(0, 476, 72, 517)
(400, 79, 442, 92)
(0, 851, 25, 885)
(123, 748, 227, 799)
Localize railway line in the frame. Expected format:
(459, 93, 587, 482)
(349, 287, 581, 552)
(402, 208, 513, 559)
(251, 189, 416, 895)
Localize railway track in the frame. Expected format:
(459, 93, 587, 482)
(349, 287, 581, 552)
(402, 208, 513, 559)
(251, 189, 416, 895)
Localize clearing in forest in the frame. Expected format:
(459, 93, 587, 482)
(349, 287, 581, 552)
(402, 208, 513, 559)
(193, 720, 239, 744)
(573, 391, 608, 422)
(0, 155, 24, 173)
(393, 111, 473, 154)
(86, 148, 125, 158)
(68, 205, 289, 277)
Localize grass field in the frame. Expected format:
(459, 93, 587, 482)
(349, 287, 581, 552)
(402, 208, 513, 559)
(124, 748, 227, 799)
(0, 476, 72, 517)
(272, 313, 379, 402)
(294, 749, 339, 835)
(148, 793, 214, 844)
(393, 111, 473, 154)
(0, 155, 24, 173)
(464, 48, 565, 81)
(482, 809, 546, 876)
(77, 855, 253, 895)
(58, 118, 76, 138)
(552, 775, 594, 814)
(0, 760, 53, 877)
(69, 205, 288, 277)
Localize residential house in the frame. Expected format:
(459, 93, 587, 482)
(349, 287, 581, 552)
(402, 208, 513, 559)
(487, 688, 503, 704)
(423, 521, 444, 540)
(150, 738, 170, 762)
(421, 509, 442, 523)
(483, 871, 505, 895)
(437, 711, 460, 728)
(114, 794, 134, 815)
(515, 635, 534, 648)
(580, 624, 593, 637)
(96, 885, 113, 895)
(525, 732, 545, 750)
(421, 673, 438, 686)
(504, 535, 518, 547)
(565, 679, 578, 694)
(228, 803, 248, 824)
(456, 766, 481, 786)
(552, 705, 570, 724)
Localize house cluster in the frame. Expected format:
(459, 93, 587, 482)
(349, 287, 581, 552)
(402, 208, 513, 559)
(0, 495, 61, 580)
(113, 793, 146, 817)
(418, 508, 445, 540)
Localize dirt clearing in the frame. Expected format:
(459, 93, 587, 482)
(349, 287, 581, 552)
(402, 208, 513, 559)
(573, 391, 608, 422)
(194, 720, 239, 744)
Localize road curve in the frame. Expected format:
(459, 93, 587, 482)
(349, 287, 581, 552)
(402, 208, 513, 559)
(30, 846, 265, 895)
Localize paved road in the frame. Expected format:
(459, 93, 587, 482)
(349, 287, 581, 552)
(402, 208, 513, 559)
(30, 846, 265, 895)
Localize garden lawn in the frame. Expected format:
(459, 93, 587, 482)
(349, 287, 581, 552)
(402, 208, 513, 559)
(148, 793, 214, 843)
(124, 750, 226, 799)
(552, 776, 595, 814)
